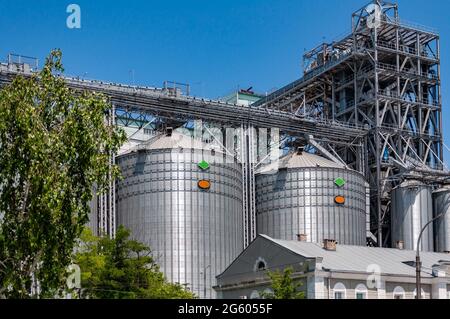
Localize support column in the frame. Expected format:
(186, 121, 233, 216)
(437, 37, 443, 165)
(374, 24, 383, 246)
(240, 123, 256, 247)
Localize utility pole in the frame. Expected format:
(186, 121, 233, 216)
(415, 211, 448, 299)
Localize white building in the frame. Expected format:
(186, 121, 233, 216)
(214, 235, 450, 299)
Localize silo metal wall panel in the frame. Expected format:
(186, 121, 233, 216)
(87, 187, 98, 236)
(117, 149, 243, 298)
(256, 167, 366, 245)
(391, 184, 434, 251)
(433, 189, 450, 252)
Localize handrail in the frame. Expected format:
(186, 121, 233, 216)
(377, 40, 438, 60)
(394, 19, 439, 35)
(259, 50, 356, 107)
(378, 89, 440, 107)
(376, 62, 438, 80)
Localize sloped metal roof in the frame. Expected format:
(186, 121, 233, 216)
(128, 131, 224, 154)
(256, 151, 345, 174)
(261, 235, 450, 278)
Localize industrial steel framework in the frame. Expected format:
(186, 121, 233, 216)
(0, 62, 365, 243)
(0, 0, 446, 247)
(254, 0, 446, 246)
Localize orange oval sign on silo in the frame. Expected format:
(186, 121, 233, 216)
(334, 196, 345, 205)
(198, 180, 211, 190)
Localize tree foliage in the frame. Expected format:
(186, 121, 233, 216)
(261, 267, 305, 299)
(74, 226, 195, 299)
(0, 50, 126, 298)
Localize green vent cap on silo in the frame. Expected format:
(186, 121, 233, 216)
(334, 177, 346, 187)
(198, 160, 210, 170)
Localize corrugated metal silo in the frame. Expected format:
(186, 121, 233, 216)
(87, 189, 98, 236)
(116, 131, 243, 298)
(433, 186, 450, 253)
(256, 149, 367, 245)
(391, 180, 434, 251)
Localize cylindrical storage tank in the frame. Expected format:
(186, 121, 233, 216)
(433, 186, 450, 253)
(256, 150, 367, 245)
(391, 180, 433, 251)
(116, 132, 243, 298)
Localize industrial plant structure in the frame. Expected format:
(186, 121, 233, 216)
(0, 0, 449, 298)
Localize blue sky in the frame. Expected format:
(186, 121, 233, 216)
(1, 0, 449, 157)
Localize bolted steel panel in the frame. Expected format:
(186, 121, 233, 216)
(432, 188, 450, 253)
(391, 181, 434, 252)
(256, 156, 367, 246)
(116, 140, 243, 299)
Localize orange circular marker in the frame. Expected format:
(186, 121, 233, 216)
(334, 196, 345, 204)
(198, 180, 211, 190)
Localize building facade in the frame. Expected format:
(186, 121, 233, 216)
(214, 235, 450, 299)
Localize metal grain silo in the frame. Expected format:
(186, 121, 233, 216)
(87, 190, 98, 236)
(391, 180, 433, 251)
(256, 149, 367, 246)
(116, 131, 243, 298)
(433, 186, 450, 253)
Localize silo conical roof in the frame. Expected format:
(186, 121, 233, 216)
(130, 131, 223, 153)
(256, 151, 345, 174)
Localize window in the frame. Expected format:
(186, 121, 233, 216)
(257, 261, 266, 271)
(253, 258, 267, 272)
(335, 291, 344, 299)
(355, 284, 368, 299)
(250, 290, 260, 299)
(393, 286, 405, 299)
(413, 288, 425, 299)
(333, 282, 347, 299)
(356, 292, 365, 299)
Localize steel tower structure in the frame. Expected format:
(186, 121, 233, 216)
(254, 0, 445, 246)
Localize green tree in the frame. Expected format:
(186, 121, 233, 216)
(0, 50, 126, 298)
(261, 267, 305, 299)
(74, 226, 195, 299)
